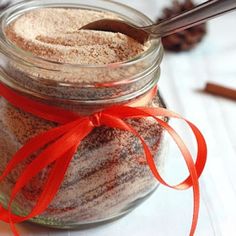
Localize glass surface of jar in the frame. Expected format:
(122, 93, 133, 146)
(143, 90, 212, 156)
(0, 0, 166, 229)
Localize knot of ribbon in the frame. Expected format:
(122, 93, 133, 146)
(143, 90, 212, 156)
(90, 112, 103, 127)
(0, 83, 207, 236)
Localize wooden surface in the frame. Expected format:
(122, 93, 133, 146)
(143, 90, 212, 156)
(0, 0, 236, 235)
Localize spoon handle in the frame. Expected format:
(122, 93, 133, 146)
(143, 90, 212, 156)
(144, 0, 236, 38)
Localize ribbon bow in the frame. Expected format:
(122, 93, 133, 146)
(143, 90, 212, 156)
(0, 83, 207, 236)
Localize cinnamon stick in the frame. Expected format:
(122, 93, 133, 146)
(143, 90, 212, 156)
(204, 82, 236, 101)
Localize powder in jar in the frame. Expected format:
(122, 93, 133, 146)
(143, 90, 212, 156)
(0, 7, 165, 226)
(5, 8, 148, 65)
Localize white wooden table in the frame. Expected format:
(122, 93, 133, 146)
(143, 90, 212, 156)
(1, 1, 236, 235)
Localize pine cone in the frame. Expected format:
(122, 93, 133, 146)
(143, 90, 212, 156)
(0, 0, 11, 11)
(0, 0, 23, 11)
(157, 0, 207, 52)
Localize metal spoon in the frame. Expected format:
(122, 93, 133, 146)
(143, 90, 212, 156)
(81, 0, 236, 44)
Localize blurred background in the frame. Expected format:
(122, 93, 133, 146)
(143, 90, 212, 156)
(0, 0, 236, 235)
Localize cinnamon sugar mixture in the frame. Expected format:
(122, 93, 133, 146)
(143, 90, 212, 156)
(0, 7, 165, 227)
(5, 8, 147, 65)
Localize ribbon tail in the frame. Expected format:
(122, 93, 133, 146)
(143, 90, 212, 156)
(6, 119, 93, 218)
(23, 119, 94, 221)
(0, 148, 75, 236)
(152, 118, 199, 236)
(0, 118, 93, 235)
(123, 108, 204, 236)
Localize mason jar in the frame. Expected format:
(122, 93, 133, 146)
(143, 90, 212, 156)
(0, 0, 167, 229)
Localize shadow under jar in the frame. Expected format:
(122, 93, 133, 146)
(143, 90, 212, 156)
(0, 0, 166, 229)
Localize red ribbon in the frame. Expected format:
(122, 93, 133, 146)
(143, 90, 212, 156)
(0, 83, 207, 236)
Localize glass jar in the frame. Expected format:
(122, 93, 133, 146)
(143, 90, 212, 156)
(0, 0, 166, 229)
